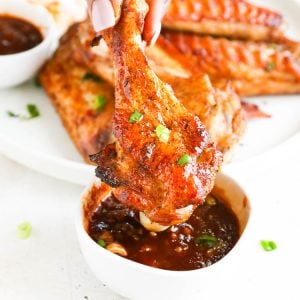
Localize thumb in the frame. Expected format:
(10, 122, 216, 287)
(87, 0, 122, 33)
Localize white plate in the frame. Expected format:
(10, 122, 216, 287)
(0, 0, 299, 186)
(0, 83, 94, 185)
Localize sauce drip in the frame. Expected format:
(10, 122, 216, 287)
(88, 194, 240, 271)
(0, 15, 43, 55)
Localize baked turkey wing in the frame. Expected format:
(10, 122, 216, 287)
(163, 0, 283, 41)
(91, 0, 222, 225)
(162, 31, 300, 96)
(39, 23, 115, 160)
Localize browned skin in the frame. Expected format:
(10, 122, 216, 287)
(91, 0, 222, 225)
(163, 0, 283, 41)
(39, 24, 114, 161)
(162, 31, 300, 96)
(162, 74, 245, 153)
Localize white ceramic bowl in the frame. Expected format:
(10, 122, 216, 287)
(0, 0, 56, 89)
(76, 173, 251, 300)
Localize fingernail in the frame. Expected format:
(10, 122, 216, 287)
(149, 24, 161, 47)
(91, 0, 115, 32)
(163, 0, 171, 12)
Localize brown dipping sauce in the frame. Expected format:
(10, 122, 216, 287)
(0, 15, 43, 55)
(88, 194, 239, 271)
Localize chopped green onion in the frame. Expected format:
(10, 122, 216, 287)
(177, 154, 192, 166)
(265, 62, 276, 72)
(7, 111, 19, 118)
(260, 240, 277, 251)
(27, 104, 40, 119)
(92, 95, 106, 113)
(155, 124, 170, 143)
(97, 239, 106, 247)
(195, 235, 218, 248)
(82, 72, 102, 83)
(17, 222, 32, 239)
(129, 110, 143, 123)
(271, 43, 278, 50)
(205, 195, 217, 206)
(7, 104, 40, 120)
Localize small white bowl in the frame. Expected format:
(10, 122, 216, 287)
(0, 0, 56, 89)
(76, 173, 251, 300)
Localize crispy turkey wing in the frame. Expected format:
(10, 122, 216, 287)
(162, 31, 300, 96)
(163, 0, 283, 41)
(39, 24, 114, 160)
(91, 0, 222, 225)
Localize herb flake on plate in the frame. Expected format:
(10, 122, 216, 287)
(17, 222, 32, 239)
(260, 240, 277, 251)
(7, 104, 40, 120)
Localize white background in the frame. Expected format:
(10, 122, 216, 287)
(1, 0, 300, 299)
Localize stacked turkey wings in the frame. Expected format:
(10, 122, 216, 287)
(40, 20, 245, 158)
(40, 24, 115, 160)
(40, 0, 300, 162)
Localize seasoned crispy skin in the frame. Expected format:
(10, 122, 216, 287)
(162, 74, 244, 152)
(39, 24, 114, 161)
(72, 21, 245, 153)
(162, 31, 300, 96)
(163, 0, 283, 41)
(91, 0, 222, 225)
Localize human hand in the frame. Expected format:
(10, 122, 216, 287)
(87, 0, 170, 45)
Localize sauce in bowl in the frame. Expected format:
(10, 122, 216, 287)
(0, 15, 43, 55)
(88, 193, 239, 271)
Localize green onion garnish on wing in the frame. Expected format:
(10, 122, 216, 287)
(155, 124, 170, 143)
(82, 72, 102, 83)
(92, 95, 106, 113)
(129, 110, 143, 123)
(177, 154, 192, 166)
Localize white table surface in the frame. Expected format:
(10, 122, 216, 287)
(0, 154, 126, 300)
(1, 134, 300, 300)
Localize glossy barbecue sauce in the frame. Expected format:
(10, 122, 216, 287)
(88, 194, 239, 271)
(0, 15, 43, 55)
